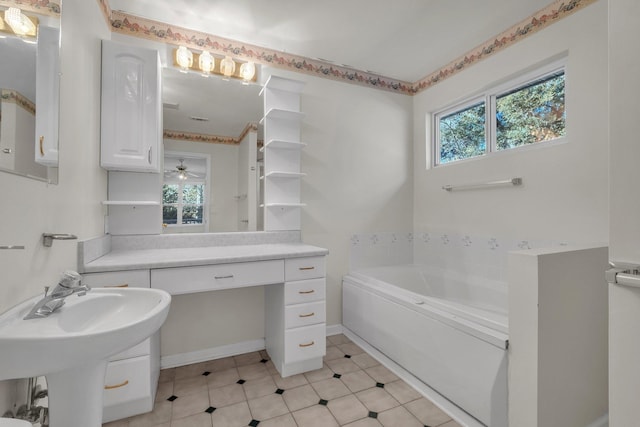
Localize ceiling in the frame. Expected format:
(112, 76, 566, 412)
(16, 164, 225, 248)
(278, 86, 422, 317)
(109, 0, 555, 83)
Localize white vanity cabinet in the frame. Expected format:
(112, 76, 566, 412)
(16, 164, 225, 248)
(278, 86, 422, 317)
(266, 256, 327, 377)
(100, 40, 162, 173)
(81, 269, 160, 423)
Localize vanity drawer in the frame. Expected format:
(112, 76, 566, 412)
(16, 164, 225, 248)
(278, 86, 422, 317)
(103, 355, 151, 409)
(151, 260, 284, 295)
(285, 256, 326, 281)
(285, 301, 326, 329)
(82, 269, 150, 288)
(284, 323, 326, 363)
(284, 278, 325, 305)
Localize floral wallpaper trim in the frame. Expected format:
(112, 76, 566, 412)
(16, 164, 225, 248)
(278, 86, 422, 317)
(413, 0, 599, 92)
(97, 0, 111, 28)
(107, 10, 414, 96)
(97, 0, 598, 96)
(0, 0, 60, 16)
(164, 122, 258, 145)
(1, 89, 35, 115)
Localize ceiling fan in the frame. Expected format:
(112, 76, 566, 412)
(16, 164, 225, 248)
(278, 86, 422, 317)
(164, 159, 199, 180)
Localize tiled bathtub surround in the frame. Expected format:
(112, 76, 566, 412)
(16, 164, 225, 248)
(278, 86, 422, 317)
(103, 335, 460, 427)
(350, 230, 571, 283)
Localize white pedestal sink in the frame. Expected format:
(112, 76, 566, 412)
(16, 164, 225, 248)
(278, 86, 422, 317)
(0, 288, 171, 427)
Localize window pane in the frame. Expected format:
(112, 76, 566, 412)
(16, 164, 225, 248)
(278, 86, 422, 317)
(439, 102, 486, 164)
(183, 184, 204, 205)
(496, 72, 565, 150)
(182, 205, 203, 224)
(163, 184, 179, 204)
(162, 205, 178, 224)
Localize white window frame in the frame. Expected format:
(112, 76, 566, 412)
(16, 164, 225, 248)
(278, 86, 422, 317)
(162, 151, 211, 231)
(431, 57, 567, 167)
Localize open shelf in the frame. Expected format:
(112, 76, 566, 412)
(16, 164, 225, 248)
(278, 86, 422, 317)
(260, 108, 306, 124)
(261, 203, 307, 208)
(260, 75, 306, 94)
(262, 171, 306, 179)
(102, 201, 160, 206)
(260, 139, 307, 152)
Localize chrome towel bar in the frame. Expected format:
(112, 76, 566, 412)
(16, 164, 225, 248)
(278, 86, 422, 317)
(442, 177, 522, 192)
(606, 262, 640, 288)
(0, 245, 25, 250)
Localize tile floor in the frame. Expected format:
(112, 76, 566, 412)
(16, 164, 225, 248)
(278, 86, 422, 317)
(103, 334, 462, 427)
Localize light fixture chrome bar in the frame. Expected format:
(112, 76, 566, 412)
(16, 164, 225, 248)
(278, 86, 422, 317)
(442, 177, 522, 192)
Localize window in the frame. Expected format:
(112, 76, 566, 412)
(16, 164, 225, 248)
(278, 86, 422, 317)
(162, 182, 205, 225)
(433, 62, 566, 166)
(162, 153, 208, 228)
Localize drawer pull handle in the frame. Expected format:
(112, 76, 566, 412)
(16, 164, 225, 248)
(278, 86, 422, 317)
(104, 380, 129, 390)
(299, 341, 315, 348)
(299, 312, 315, 318)
(298, 290, 315, 294)
(215, 275, 234, 279)
(105, 283, 129, 288)
(299, 266, 315, 271)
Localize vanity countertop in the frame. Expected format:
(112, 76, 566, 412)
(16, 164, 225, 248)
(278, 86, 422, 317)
(79, 242, 329, 273)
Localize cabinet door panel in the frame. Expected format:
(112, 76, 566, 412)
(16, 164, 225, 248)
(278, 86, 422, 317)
(101, 40, 161, 172)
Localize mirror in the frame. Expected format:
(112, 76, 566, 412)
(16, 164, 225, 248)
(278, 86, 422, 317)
(162, 66, 263, 233)
(0, 6, 60, 184)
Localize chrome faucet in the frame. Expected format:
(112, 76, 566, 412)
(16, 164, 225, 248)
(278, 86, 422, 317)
(24, 271, 91, 320)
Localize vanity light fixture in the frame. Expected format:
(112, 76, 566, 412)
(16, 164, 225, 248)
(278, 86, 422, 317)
(198, 51, 215, 75)
(220, 56, 236, 80)
(175, 46, 193, 72)
(3, 7, 37, 37)
(239, 62, 256, 84)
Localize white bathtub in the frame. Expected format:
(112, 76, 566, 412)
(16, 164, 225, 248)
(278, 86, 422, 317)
(342, 264, 509, 427)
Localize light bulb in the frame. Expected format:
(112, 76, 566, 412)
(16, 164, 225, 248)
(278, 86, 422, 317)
(199, 51, 214, 75)
(220, 56, 236, 79)
(239, 62, 256, 84)
(176, 46, 193, 71)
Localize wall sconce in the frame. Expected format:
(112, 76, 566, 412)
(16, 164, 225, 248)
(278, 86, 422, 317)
(172, 47, 257, 84)
(219, 56, 236, 80)
(198, 51, 215, 75)
(1, 7, 37, 38)
(175, 46, 193, 72)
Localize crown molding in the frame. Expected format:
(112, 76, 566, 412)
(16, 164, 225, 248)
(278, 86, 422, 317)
(1, 89, 36, 115)
(97, 0, 599, 96)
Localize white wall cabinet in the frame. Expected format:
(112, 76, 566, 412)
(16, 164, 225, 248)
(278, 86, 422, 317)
(81, 269, 160, 423)
(34, 25, 60, 167)
(100, 40, 162, 172)
(261, 76, 306, 231)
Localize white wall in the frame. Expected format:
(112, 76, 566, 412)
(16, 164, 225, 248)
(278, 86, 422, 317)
(608, 0, 640, 424)
(413, 1, 608, 245)
(0, 0, 109, 415)
(508, 245, 608, 427)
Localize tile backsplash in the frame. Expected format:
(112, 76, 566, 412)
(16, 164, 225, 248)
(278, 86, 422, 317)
(350, 230, 570, 282)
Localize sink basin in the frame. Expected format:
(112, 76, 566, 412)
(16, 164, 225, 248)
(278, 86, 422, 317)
(0, 287, 171, 426)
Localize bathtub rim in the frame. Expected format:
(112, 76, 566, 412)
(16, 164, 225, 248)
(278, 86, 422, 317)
(343, 273, 509, 350)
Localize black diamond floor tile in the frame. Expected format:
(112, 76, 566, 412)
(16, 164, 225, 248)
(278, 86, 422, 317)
(167, 395, 177, 402)
(249, 419, 260, 426)
(368, 411, 378, 418)
(376, 382, 385, 388)
(318, 399, 328, 406)
(205, 406, 216, 414)
(275, 388, 284, 394)
(333, 373, 342, 379)
(237, 379, 246, 384)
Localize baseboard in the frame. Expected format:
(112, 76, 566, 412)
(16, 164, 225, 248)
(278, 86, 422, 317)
(161, 324, 346, 369)
(161, 339, 266, 369)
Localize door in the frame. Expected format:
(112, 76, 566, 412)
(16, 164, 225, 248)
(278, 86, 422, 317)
(608, 0, 640, 424)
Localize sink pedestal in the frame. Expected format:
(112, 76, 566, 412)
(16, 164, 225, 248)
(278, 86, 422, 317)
(46, 360, 108, 427)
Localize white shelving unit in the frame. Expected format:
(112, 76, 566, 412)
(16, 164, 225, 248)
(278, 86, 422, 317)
(261, 76, 306, 231)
